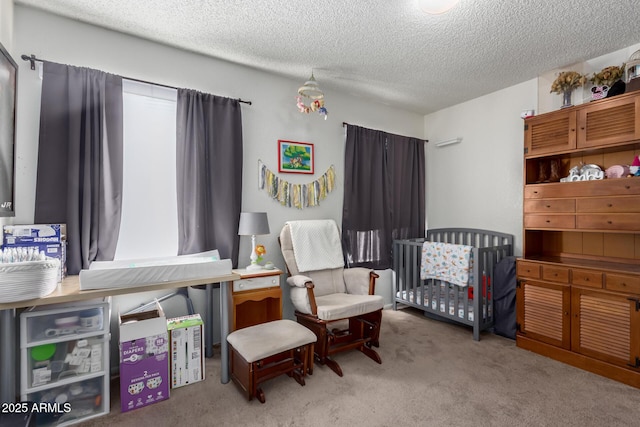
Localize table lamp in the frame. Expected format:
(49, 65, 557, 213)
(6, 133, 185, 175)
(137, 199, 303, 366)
(238, 212, 270, 270)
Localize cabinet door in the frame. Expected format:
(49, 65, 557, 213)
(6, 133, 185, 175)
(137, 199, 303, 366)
(571, 287, 639, 369)
(577, 94, 640, 149)
(524, 110, 576, 156)
(232, 286, 282, 331)
(517, 280, 571, 349)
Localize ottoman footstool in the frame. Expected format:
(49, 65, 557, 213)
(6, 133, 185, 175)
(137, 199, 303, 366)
(227, 319, 317, 403)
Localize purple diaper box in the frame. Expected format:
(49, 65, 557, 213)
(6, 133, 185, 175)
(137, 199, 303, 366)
(119, 303, 170, 413)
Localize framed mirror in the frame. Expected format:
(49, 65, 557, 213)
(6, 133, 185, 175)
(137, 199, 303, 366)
(0, 42, 17, 217)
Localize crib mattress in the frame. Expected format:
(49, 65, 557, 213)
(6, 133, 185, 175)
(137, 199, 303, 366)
(396, 289, 490, 322)
(79, 250, 232, 290)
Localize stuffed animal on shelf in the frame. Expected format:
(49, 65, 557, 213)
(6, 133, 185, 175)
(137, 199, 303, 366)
(605, 165, 630, 179)
(630, 155, 640, 176)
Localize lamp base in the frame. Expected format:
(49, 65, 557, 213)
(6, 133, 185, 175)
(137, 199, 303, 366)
(245, 263, 263, 271)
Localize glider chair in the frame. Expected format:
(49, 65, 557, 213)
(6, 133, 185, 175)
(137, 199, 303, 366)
(279, 220, 384, 377)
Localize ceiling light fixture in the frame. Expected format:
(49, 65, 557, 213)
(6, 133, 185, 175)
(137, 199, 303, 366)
(417, 0, 460, 15)
(296, 71, 328, 119)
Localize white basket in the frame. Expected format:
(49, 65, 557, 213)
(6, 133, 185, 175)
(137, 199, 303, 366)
(0, 258, 61, 303)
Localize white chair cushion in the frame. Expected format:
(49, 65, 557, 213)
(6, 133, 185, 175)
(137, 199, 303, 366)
(315, 293, 384, 321)
(227, 319, 317, 363)
(290, 286, 313, 314)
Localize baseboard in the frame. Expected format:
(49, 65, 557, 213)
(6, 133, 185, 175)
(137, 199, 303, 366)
(517, 334, 640, 389)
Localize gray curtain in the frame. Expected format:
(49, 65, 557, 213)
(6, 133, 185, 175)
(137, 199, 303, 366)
(35, 62, 124, 275)
(342, 125, 425, 270)
(176, 89, 243, 265)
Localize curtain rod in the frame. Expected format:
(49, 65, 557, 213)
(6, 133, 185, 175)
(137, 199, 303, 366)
(342, 121, 428, 143)
(21, 54, 252, 106)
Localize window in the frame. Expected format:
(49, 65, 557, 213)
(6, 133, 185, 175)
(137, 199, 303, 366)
(114, 80, 178, 260)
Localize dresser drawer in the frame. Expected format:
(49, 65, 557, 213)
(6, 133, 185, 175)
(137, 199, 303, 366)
(524, 179, 640, 199)
(589, 178, 640, 196)
(524, 199, 575, 213)
(524, 214, 575, 229)
(524, 185, 557, 199)
(605, 273, 640, 294)
(542, 265, 570, 284)
(233, 275, 280, 292)
(571, 268, 602, 288)
(517, 261, 541, 279)
(576, 213, 640, 231)
(576, 197, 640, 213)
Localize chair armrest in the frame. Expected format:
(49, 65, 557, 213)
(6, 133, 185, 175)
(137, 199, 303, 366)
(286, 275, 313, 288)
(287, 275, 318, 315)
(344, 268, 379, 295)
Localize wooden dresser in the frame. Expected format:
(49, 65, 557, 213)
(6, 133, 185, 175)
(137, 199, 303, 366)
(517, 90, 640, 388)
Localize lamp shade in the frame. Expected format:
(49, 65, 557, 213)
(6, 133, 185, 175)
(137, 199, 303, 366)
(238, 212, 270, 236)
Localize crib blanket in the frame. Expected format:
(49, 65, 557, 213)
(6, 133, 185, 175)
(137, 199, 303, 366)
(420, 241, 474, 287)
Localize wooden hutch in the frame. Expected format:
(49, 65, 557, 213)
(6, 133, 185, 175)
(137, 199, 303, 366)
(517, 90, 640, 388)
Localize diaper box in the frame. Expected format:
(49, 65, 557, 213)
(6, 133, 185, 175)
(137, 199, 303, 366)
(3, 224, 65, 245)
(119, 304, 170, 413)
(167, 314, 205, 388)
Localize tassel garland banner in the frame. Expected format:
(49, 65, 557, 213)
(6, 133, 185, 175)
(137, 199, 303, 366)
(258, 160, 335, 209)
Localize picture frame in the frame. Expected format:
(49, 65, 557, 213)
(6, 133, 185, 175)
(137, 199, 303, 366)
(278, 140, 314, 174)
(0, 42, 17, 217)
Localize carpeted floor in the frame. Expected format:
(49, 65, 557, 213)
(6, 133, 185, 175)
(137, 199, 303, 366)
(78, 308, 640, 427)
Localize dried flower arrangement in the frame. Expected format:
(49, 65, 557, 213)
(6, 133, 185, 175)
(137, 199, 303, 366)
(590, 64, 625, 86)
(550, 71, 588, 93)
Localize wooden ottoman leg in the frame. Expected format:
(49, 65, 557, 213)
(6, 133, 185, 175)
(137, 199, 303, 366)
(291, 347, 306, 386)
(256, 387, 266, 404)
(307, 343, 314, 375)
(229, 345, 254, 402)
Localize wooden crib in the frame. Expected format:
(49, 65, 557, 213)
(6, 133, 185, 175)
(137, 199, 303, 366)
(393, 228, 513, 340)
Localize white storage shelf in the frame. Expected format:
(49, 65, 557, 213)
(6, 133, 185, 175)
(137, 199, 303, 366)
(20, 300, 110, 426)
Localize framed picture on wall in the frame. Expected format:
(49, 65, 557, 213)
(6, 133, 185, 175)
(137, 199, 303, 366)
(0, 42, 17, 217)
(278, 140, 314, 174)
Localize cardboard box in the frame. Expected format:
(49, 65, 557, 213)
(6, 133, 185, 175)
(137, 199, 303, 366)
(3, 224, 65, 245)
(119, 304, 170, 413)
(167, 314, 205, 388)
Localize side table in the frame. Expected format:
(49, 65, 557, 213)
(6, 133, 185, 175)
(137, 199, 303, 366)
(230, 268, 283, 331)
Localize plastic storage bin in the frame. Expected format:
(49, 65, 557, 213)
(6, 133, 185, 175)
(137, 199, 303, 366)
(20, 300, 110, 426)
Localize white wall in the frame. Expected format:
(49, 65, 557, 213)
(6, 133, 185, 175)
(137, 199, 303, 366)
(11, 6, 640, 311)
(0, 0, 12, 49)
(12, 5, 424, 325)
(424, 79, 538, 256)
(538, 43, 640, 114)
(0, 0, 13, 231)
(424, 43, 640, 258)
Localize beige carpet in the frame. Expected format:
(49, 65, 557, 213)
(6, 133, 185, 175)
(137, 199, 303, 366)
(79, 308, 639, 427)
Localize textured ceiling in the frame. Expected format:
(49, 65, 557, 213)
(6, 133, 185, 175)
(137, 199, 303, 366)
(14, 0, 640, 115)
